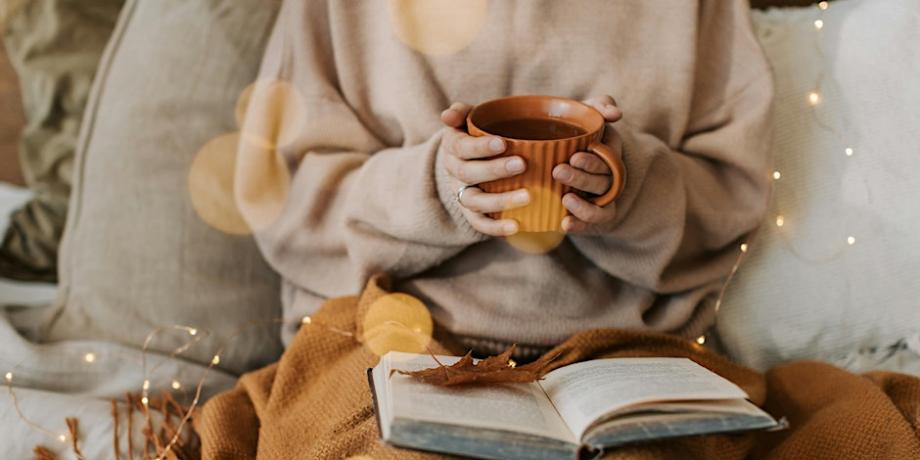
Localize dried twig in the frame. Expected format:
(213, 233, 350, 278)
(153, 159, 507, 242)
(65, 417, 84, 459)
(32, 446, 56, 460)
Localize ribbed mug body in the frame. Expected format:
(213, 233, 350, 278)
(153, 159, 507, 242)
(472, 131, 602, 232)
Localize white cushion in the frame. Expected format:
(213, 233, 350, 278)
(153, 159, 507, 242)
(716, 0, 920, 371)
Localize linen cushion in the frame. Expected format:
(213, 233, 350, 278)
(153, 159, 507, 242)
(45, 0, 284, 374)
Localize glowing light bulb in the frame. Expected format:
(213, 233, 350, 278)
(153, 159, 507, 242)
(211, 355, 221, 366)
(142, 379, 150, 391)
(808, 92, 821, 105)
(776, 216, 785, 227)
(814, 19, 824, 30)
(188, 328, 198, 336)
(58, 434, 67, 443)
(845, 147, 854, 156)
(818, 1, 829, 9)
(301, 316, 312, 325)
(740, 243, 749, 253)
(141, 396, 149, 406)
(4, 372, 11, 382)
(171, 380, 181, 390)
(696, 336, 706, 345)
(847, 236, 856, 245)
(772, 171, 782, 180)
(83, 352, 96, 363)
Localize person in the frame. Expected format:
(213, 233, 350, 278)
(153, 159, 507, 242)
(238, 0, 774, 359)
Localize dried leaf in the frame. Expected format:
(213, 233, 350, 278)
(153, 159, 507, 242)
(391, 345, 561, 386)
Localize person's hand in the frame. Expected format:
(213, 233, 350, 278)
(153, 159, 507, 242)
(440, 102, 530, 236)
(553, 95, 623, 233)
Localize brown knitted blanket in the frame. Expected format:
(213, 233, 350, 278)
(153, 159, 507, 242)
(195, 278, 920, 459)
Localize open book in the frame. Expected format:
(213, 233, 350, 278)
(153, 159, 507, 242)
(368, 352, 778, 460)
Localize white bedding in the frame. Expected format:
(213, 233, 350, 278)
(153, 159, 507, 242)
(0, 183, 237, 458)
(0, 316, 237, 458)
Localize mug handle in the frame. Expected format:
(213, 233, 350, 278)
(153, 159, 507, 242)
(585, 141, 626, 207)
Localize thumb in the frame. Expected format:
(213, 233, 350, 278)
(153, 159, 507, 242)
(440, 102, 473, 128)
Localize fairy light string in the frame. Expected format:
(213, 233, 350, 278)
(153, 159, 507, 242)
(770, 0, 860, 264)
(3, 312, 390, 459)
(703, 1, 853, 345)
(5, 369, 74, 450)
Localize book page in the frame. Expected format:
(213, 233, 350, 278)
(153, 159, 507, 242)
(381, 352, 576, 444)
(539, 358, 748, 439)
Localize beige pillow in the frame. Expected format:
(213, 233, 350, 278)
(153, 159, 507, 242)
(44, 0, 284, 374)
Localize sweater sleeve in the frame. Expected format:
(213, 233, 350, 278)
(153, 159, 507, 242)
(236, 1, 486, 299)
(568, 0, 774, 293)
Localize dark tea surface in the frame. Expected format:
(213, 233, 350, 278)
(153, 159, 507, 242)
(482, 117, 586, 140)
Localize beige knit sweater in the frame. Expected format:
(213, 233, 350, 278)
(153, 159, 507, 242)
(244, 0, 774, 353)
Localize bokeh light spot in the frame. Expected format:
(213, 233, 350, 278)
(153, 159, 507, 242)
(235, 135, 290, 233)
(234, 82, 256, 129)
(500, 185, 566, 235)
(234, 79, 296, 233)
(362, 293, 433, 357)
(238, 79, 307, 151)
(188, 132, 251, 235)
(387, 0, 489, 56)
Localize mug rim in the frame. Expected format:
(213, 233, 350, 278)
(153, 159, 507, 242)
(467, 95, 604, 142)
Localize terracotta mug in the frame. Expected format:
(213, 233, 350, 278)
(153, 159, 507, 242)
(467, 95, 626, 232)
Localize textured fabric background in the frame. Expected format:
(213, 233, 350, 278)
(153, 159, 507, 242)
(717, 0, 920, 371)
(0, 43, 24, 186)
(0, 0, 124, 282)
(45, 0, 284, 374)
(0, 183, 56, 305)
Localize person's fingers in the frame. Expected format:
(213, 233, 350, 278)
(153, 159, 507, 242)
(440, 102, 474, 128)
(561, 215, 589, 233)
(562, 193, 616, 224)
(569, 152, 611, 174)
(459, 187, 530, 214)
(582, 95, 622, 122)
(443, 129, 506, 160)
(584, 95, 616, 106)
(444, 153, 526, 184)
(553, 164, 611, 195)
(462, 208, 519, 236)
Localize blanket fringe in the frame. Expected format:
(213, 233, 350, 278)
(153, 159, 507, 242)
(30, 393, 199, 460)
(65, 417, 84, 459)
(112, 399, 122, 460)
(126, 393, 135, 460)
(32, 446, 56, 460)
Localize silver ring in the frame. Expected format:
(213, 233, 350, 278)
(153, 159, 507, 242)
(456, 184, 479, 206)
